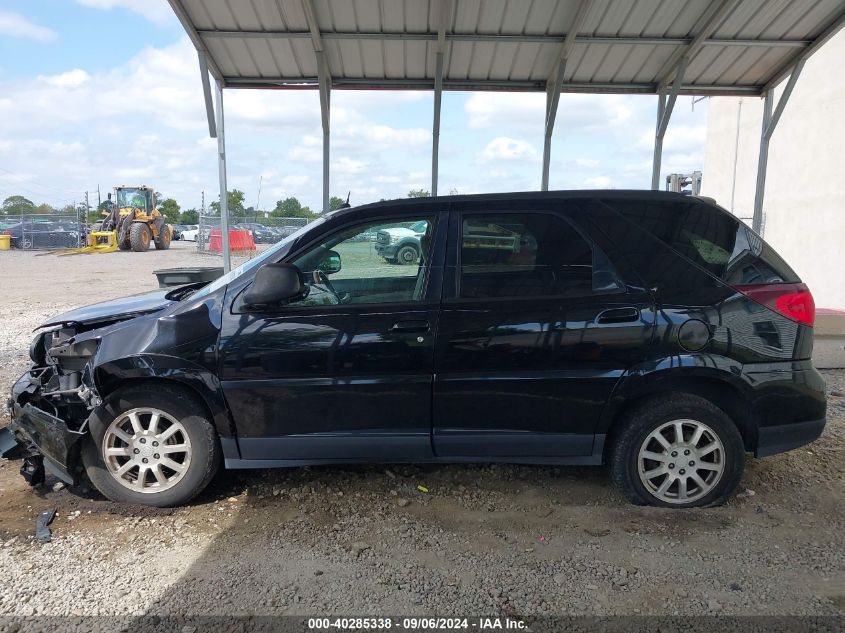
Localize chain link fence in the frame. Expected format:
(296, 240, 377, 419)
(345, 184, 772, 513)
(194, 214, 310, 260)
(0, 212, 86, 250)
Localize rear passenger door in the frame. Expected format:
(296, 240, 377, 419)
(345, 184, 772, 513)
(433, 200, 655, 459)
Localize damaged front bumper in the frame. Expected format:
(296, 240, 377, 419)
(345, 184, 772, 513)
(4, 367, 98, 485)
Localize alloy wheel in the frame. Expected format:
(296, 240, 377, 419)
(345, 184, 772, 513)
(637, 419, 725, 504)
(102, 408, 192, 493)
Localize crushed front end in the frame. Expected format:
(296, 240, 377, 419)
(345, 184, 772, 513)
(5, 326, 103, 485)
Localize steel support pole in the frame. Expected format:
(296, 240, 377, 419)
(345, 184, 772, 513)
(432, 51, 443, 196)
(541, 87, 554, 191)
(322, 125, 330, 213)
(651, 90, 667, 190)
(215, 81, 230, 273)
(752, 59, 804, 234)
(752, 91, 774, 234)
(317, 50, 330, 214)
(651, 56, 688, 190)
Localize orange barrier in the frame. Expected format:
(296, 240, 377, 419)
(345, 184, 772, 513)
(208, 229, 256, 253)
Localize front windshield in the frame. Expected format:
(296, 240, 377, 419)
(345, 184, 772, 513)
(190, 217, 326, 300)
(116, 188, 151, 210)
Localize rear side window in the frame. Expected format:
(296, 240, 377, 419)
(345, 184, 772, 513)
(609, 201, 799, 285)
(458, 213, 619, 299)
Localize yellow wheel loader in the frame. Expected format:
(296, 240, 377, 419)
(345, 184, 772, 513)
(99, 185, 172, 253)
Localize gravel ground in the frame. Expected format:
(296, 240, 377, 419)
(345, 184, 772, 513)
(0, 245, 843, 621)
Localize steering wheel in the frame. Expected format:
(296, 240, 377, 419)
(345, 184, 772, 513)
(311, 270, 349, 304)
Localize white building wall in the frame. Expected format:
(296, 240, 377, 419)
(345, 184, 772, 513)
(701, 28, 845, 310)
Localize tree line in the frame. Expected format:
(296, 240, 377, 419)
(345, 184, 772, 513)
(1, 188, 432, 226)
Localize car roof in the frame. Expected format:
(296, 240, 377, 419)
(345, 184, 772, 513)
(323, 189, 716, 223)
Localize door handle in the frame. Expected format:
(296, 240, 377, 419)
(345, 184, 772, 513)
(389, 320, 430, 334)
(596, 307, 640, 324)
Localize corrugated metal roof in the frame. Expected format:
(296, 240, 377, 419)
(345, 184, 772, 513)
(169, 0, 845, 95)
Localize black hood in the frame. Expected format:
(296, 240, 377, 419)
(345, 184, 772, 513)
(39, 289, 174, 328)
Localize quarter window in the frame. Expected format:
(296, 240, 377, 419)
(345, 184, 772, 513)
(459, 213, 611, 299)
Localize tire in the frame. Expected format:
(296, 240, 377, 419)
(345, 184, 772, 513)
(129, 223, 151, 252)
(609, 393, 745, 508)
(154, 224, 172, 250)
(396, 244, 419, 265)
(81, 384, 221, 507)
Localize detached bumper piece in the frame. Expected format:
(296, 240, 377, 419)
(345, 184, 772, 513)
(0, 426, 21, 458)
(7, 401, 85, 485)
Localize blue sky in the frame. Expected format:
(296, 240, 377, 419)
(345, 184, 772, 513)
(0, 0, 708, 212)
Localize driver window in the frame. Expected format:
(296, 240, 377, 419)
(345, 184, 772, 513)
(288, 216, 435, 307)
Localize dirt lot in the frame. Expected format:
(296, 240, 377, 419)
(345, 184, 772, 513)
(0, 244, 843, 621)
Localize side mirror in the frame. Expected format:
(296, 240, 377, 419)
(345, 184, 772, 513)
(243, 263, 303, 307)
(317, 250, 341, 275)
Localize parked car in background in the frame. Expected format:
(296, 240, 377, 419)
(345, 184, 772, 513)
(179, 225, 200, 241)
(5, 191, 826, 508)
(242, 223, 277, 244)
(374, 219, 428, 264)
(1, 220, 84, 249)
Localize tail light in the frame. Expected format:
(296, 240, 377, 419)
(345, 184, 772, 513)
(735, 283, 815, 326)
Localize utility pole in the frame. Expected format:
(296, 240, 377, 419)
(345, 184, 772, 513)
(97, 185, 101, 209)
(201, 190, 205, 215)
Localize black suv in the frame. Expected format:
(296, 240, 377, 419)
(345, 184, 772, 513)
(5, 191, 826, 508)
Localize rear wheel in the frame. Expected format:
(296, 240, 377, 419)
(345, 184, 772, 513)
(609, 393, 745, 508)
(81, 384, 221, 507)
(129, 223, 151, 252)
(154, 224, 172, 250)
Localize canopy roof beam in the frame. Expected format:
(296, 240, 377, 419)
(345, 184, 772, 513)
(752, 59, 805, 234)
(764, 8, 845, 92)
(542, 0, 593, 191)
(657, 0, 739, 90)
(197, 30, 812, 49)
(224, 77, 763, 96)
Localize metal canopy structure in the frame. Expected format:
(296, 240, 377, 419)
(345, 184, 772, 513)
(168, 0, 845, 271)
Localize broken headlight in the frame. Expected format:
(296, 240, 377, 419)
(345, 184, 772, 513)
(47, 335, 100, 372)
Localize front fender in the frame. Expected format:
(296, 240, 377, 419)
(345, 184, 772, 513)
(93, 354, 235, 440)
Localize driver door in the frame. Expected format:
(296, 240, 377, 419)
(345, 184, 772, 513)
(218, 211, 444, 462)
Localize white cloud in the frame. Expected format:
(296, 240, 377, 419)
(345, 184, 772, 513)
(575, 158, 600, 169)
(75, 0, 176, 26)
(584, 176, 612, 188)
(333, 157, 369, 175)
(41, 69, 90, 87)
(479, 137, 539, 163)
(0, 10, 57, 42)
(466, 92, 636, 133)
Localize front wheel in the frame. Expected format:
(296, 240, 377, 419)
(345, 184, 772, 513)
(81, 384, 221, 507)
(396, 245, 419, 265)
(129, 223, 151, 252)
(609, 393, 745, 508)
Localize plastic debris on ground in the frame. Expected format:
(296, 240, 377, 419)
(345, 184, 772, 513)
(35, 508, 57, 543)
